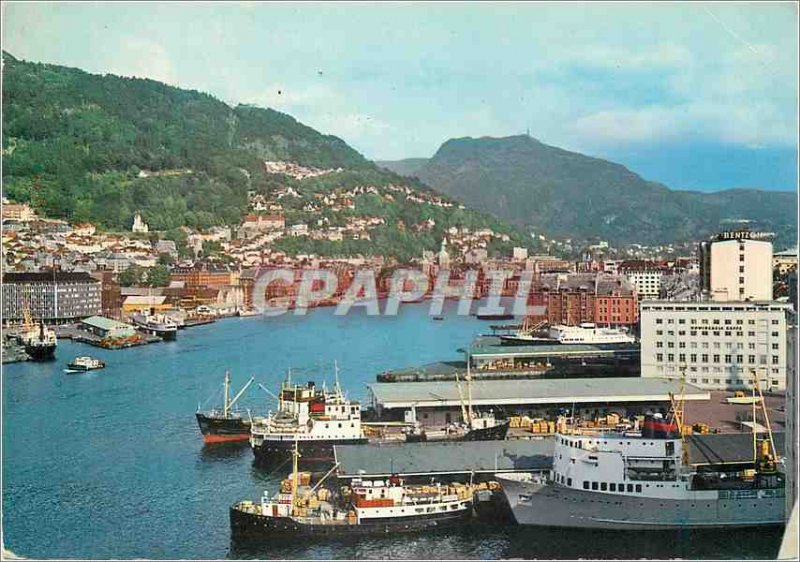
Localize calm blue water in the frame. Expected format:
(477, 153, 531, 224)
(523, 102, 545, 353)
(2, 302, 784, 559)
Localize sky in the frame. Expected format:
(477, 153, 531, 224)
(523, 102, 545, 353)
(2, 1, 798, 191)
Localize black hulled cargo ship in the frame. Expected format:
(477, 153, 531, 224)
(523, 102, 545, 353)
(249, 368, 367, 467)
(18, 320, 57, 362)
(232, 442, 477, 537)
(196, 372, 255, 444)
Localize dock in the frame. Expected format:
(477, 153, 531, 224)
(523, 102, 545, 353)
(334, 432, 785, 480)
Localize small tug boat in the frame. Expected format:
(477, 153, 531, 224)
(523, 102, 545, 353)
(196, 372, 255, 444)
(65, 356, 105, 373)
(231, 441, 477, 537)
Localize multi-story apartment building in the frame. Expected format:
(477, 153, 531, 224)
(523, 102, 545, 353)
(699, 233, 773, 302)
(640, 300, 794, 391)
(619, 260, 665, 300)
(2, 271, 102, 323)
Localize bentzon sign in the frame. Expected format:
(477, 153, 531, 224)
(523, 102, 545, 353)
(715, 230, 775, 241)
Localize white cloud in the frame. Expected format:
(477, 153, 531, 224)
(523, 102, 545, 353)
(107, 40, 175, 85)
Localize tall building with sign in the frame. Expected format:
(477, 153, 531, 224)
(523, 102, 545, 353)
(699, 231, 773, 302)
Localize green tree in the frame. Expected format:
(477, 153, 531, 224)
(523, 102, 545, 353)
(146, 265, 171, 287)
(118, 265, 144, 286)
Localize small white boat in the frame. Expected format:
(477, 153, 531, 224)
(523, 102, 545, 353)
(65, 356, 106, 373)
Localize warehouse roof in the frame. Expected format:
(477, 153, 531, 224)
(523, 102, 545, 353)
(333, 432, 785, 478)
(335, 439, 553, 478)
(80, 316, 135, 331)
(368, 377, 709, 409)
(122, 295, 167, 306)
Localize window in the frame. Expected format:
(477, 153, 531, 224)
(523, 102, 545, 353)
(627, 484, 633, 493)
(656, 330, 663, 335)
(772, 332, 779, 337)
(679, 342, 686, 348)
(772, 343, 779, 350)
(601, 482, 608, 491)
(749, 355, 756, 363)
(609, 483, 616, 492)
(736, 355, 743, 363)
(772, 320, 780, 325)
(668, 354, 674, 362)
(760, 355, 767, 364)
(567, 478, 572, 487)
(656, 319, 663, 324)
(668, 342, 674, 348)
(656, 342, 663, 348)
(739, 266, 744, 273)
(591, 482, 598, 491)
(583, 481, 589, 490)
(635, 484, 642, 493)
(772, 356, 779, 364)
(656, 353, 664, 362)
(725, 355, 732, 363)
(679, 354, 686, 362)
(690, 354, 697, 362)
(713, 354, 720, 363)
(702, 354, 709, 362)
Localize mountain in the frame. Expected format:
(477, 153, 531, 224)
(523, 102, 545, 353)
(1, 53, 533, 261)
(381, 135, 797, 248)
(376, 158, 427, 177)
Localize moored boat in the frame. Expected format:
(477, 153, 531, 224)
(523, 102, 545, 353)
(231, 441, 477, 537)
(249, 365, 368, 467)
(498, 374, 785, 530)
(17, 318, 57, 362)
(196, 372, 255, 444)
(501, 322, 636, 346)
(131, 310, 178, 341)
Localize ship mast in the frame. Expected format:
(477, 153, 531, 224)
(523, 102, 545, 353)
(223, 371, 231, 418)
(668, 365, 689, 466)
(290, 436, 301, 517)
(228, 377, 255, 412)
(466, 350, 474, 426)
(751, 368, 779, 467)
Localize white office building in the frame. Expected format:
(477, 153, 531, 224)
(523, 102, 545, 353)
(702, 238, 773, 302)
(623, 269, 664, 300)
(640, 300, 794, 391)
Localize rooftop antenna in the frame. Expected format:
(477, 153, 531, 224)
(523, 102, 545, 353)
(526, 127, 530, 137)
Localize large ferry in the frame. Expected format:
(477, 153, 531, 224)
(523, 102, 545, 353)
(249, 369, 367, 466)
(196, 372, 255, 444)
(499, 379, 784, 530)
(231, 442, 476, 536)
(501, 322, 635, 346)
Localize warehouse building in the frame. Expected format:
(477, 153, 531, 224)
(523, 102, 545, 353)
(367, 377, 710, 427)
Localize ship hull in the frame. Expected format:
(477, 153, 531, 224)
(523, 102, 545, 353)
(499, 477, 786, 530)
(499, 336, 634, 347)
(251, 437, 368, 467)
(135, 325, 177, 341)
(24, 343, 56, 361)
(406, 420, 510, 443)
(230, 504, 473, 537)
(196, 413, 252, 444)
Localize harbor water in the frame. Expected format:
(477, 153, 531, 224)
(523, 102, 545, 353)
(2, 302, 784, 559)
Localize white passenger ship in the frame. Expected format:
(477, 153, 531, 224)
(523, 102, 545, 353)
(249, 370, 367, 466)
(501, 322, 635, 346)
(499, 410, 785, 529)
